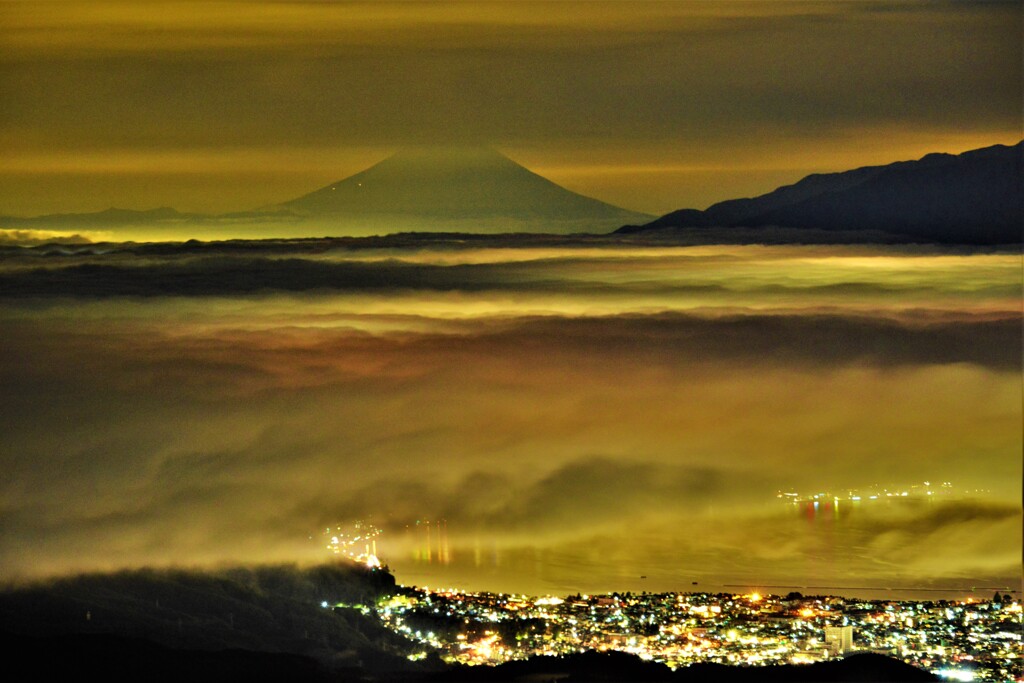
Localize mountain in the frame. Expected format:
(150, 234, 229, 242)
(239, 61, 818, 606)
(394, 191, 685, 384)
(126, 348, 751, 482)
(274, 146, 651, 233)
(1, 147, 651, 239)
(0, 206, 200, 228)
(0, 206, 308, 240)
(621, 142, 1023, 244)
(3, 632, 338, 683)
(0, 562, 414, 671)
(7, 142, 1018, 244)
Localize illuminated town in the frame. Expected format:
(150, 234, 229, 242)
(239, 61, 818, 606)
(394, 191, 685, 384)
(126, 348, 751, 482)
(333, 584, 1021, 682)
(322, 520, 384, 569)
(318, 504, 1020, 682)
(776, 480, 988, 509)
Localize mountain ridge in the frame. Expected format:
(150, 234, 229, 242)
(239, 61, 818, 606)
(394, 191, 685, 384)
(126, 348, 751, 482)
(0, 147, 651, 237)
(620, 142, 1022, 244)
(3, 142, 1019, 244)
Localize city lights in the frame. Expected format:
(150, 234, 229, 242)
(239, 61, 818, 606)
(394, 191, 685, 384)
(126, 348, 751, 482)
(358, 585, 1022, 680)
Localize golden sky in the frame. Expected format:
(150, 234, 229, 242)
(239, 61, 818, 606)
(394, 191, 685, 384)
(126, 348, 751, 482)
(0, 0, 1020, 216)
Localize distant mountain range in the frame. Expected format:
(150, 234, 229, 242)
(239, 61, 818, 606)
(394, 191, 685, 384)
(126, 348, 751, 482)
(620, 142, 1022, 244)
(2, 142, 1019, 244)
(0, 147, 651, 238)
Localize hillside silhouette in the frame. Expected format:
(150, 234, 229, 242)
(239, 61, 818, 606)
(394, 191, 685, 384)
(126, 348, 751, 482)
(622, 142, 1022, 244)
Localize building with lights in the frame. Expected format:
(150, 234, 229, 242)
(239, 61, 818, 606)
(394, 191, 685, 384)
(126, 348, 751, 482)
(824, 625, 854, 656)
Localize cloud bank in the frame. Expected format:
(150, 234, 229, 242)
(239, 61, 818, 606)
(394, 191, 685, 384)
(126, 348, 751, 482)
(0, 244, 1019, 595)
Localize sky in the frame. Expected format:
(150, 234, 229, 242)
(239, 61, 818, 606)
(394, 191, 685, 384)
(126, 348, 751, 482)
(0, 242, 1020, 595)
(1, 0, 1021, 217)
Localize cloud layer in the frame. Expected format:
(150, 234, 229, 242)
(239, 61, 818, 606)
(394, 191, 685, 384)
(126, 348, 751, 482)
(0, 243, 1019, 595)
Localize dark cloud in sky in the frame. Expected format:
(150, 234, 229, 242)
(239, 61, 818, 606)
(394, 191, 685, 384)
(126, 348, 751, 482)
(3, 2, 1017, 143)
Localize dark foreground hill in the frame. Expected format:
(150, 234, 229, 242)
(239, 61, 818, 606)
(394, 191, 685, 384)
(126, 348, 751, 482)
(2, 632, 937, 683)
(3, 631, 341, 683)
(0, 562, 415, 672)
(621, 142, 1023, 244)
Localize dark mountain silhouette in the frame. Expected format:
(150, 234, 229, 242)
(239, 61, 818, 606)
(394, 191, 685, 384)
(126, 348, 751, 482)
(276, 146, 651, 232)
(621, 142, 1023, 244)
(0, 206, 304, 240)
(0, 206, 199, 227)
(6, 142, 1017, 243)
(0, 562, 415, 671)
(3, 631, 340, 683)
